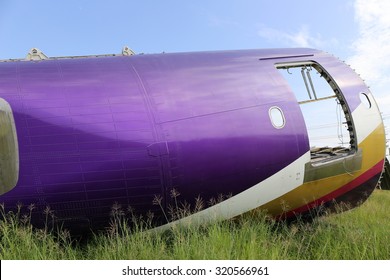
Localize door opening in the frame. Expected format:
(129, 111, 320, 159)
(276, 62, 356, 162)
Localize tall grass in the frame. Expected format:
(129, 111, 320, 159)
(1, 190, 389, 260)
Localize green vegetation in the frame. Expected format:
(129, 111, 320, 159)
(1, 190, 389, 260)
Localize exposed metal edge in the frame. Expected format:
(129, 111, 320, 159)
(0, 46, 136, 63)
(0, 53, 126, 63)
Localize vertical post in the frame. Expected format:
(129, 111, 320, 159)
(301, 67, 312, 100)
(306, 68, 318, 100)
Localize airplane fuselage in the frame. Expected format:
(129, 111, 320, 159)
(0, 48, 385, 232)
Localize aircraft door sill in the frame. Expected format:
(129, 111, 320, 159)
(304, 149, 362, 183)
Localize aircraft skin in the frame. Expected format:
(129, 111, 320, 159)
(0, 48, 385, 232)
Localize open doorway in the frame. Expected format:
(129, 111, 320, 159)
(276, 62, 356, 162)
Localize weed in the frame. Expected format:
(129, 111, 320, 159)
(0, 190, 389, 259)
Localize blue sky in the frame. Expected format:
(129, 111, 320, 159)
(1, 0, 390, 146)
(0, 0, 357, 57)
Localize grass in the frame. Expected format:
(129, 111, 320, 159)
(1, 190, 389, 260)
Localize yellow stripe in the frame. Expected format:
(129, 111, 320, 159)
(260, 123, 386, 215)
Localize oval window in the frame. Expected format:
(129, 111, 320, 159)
(359, 93, 371, 109)
(269, 106, 285, 129)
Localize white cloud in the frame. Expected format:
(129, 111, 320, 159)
(257, 24, 338, 49)
(348, 0, 390, 86)
(348, 0, 390, 145)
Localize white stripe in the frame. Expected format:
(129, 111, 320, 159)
(152, 151, 310, 231)
(352, 93, 383, 144)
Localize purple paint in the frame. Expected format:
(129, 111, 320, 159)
(0, 48, 373, 231)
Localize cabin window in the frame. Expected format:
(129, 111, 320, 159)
(359, 93, 371, 109)
(276, 62, 356, 161)
(269, 106, 285, 129)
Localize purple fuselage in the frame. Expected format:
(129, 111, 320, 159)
(0, 49, 345, 230)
